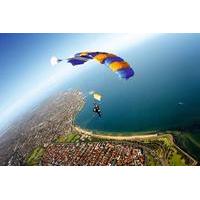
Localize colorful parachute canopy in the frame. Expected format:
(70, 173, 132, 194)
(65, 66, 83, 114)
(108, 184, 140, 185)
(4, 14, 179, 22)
(93, 92, 102, 101)
(52, 52, 134, 80)
(89, 91, 102, 101)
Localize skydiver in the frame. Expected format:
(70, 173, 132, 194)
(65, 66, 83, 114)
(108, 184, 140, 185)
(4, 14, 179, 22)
(93, 103, 101, 117)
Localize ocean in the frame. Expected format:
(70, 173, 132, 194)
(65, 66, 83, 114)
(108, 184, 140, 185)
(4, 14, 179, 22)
(62, 34, 200, 134)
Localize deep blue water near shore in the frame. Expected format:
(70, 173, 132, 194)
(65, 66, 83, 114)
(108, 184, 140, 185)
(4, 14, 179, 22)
(62, 34, 200, 134)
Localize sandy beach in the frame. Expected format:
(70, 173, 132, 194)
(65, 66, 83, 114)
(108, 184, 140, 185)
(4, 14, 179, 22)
(74, 126, 158, 141)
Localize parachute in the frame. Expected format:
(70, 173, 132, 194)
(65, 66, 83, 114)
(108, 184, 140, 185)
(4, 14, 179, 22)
(89, 91, 102, 101)
(94, 93, 102, 101)
(51, 52, 134, 80)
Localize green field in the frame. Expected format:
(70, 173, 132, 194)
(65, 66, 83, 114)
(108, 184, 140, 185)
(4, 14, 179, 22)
(26, 147, 45, 166)
(172, 131, 200, 161)
(55, 133, 81, 143)
(146, 153, 160, 166)
(168, 148, 186, 166)
(142, 134, 193, 166)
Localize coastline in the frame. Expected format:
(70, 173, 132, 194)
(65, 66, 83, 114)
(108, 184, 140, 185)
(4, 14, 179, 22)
(73, 93, 168, 139)
(74, 126, 158, 141)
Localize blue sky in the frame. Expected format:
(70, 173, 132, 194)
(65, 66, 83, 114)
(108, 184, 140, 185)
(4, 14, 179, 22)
(0, 33, 151, 130)
(0, 33, 95, 106)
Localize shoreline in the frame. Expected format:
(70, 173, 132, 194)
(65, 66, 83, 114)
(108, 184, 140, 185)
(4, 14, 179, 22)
(73, 93, 177, 138)
(74, 126, 159, 141)
(73, 94, 161, 138)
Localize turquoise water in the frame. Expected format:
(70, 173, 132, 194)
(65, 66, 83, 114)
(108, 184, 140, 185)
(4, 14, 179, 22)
(64, 34, 200, 134)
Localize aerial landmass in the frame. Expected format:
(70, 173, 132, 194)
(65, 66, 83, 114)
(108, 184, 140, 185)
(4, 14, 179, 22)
(0, 90, 198, 166)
